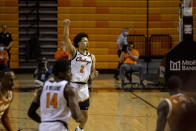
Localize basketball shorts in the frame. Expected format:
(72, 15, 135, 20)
(39, 122, 68, 131)
(70, 82, 90, 110)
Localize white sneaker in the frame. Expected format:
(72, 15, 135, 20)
(75, 126, 84, 131)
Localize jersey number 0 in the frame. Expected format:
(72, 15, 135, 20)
(46, 93, 58, 108)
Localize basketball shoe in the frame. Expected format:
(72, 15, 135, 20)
(75, 126, 84, 131)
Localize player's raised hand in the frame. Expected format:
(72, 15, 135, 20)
(63, 19, 70, 25)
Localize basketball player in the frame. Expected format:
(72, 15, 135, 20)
(28, 59, 84, 131)
(0, 70, 15, 131)
(63, 19, 98, 131)
(156, 76, 195, 131)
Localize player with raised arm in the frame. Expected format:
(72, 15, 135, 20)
(63, 19, 98, 131)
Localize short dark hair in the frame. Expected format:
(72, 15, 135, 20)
(167, 75, 182, 90)
(73, 33, 88, 48)
(128, 41, 135, 48)
(52, 59, 70, 76)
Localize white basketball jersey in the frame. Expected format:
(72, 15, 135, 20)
(40, 80, 71, 124)
(71, 50, 92, 83)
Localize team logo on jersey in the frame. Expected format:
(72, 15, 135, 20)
(76, 57, 91, 65)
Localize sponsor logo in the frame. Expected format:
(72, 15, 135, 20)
(170, 61, 181, 71)
(170, 60, 196, 71)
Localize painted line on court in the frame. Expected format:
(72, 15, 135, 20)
(129, 91, 157, 110)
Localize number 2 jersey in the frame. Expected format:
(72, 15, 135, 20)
(40, 80, 71, 124)
(71, 50, 92, 83)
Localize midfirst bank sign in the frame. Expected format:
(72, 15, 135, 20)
(170, 60, 196, 71)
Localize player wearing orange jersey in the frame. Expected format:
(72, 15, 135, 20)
(156, 76, 195, 131)
(0, 71, 15, 131)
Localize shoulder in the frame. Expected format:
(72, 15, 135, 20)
(64, 84, 76, 97)
(158, 100, 169, 110)
(157, 99, 170, 116)
(132, 49, 139, 55)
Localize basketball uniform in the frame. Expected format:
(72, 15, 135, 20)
(0, 91, 12, 119)
(164, 93, 195, 131)
(39, 80, 71, 131)
(70, 50, 92, 108)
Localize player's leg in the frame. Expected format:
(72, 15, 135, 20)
(76, 100, 89, 131)
(75, 84, 90, 131)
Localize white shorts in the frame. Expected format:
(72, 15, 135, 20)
(39, 122, 68, 131)
(70, 83, 89, 102)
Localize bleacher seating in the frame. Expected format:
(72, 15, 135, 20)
(57, 0, 194, 69)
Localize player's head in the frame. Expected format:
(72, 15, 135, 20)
(73, 32, 89, 50)
(167, 75, 182, 93)
(52, 59, 71, 81)
(122, 27, 129, 36)
(0, 70, 15, 91)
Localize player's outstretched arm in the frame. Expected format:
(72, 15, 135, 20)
(1, 108, 13, 131)
(64, 85, 84, 123)
(63, 19, 76, 59)
(156, 100, 169, 131)
(90, 54, 98, 80)
(28, 88, 42, 123)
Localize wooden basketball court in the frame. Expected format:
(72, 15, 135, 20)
(0, 73, 168, 131)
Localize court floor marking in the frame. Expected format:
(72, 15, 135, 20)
(129, 91, 157, 110)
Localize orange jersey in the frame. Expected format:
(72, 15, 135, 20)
(55, 49, 69, 60)
(0, 91, 13, 119)
(165, 93, 195, 130)
(0, 50, 9, 65)
(123, 49, 139, 64)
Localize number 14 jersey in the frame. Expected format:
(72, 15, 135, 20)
(40, 80, 71, 124)
(71, 50, 92, 83)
